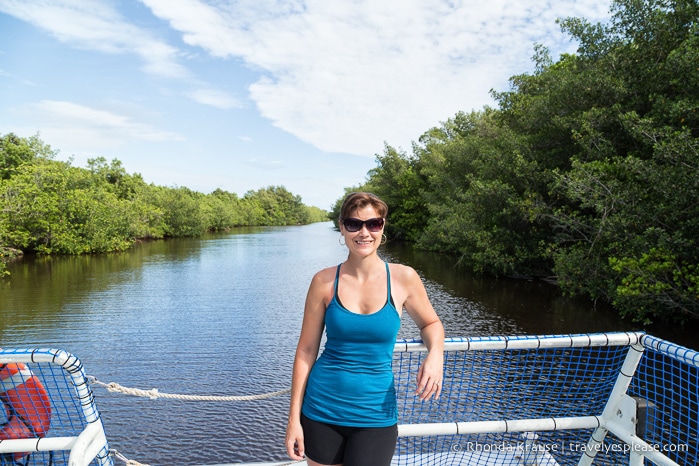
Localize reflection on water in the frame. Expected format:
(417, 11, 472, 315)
(382, 242, 635, 338)
(0, 222, 692, 465)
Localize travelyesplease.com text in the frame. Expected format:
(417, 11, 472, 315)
(449, 441, 689, 454)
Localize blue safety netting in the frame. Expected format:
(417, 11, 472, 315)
(3, 333, 697, 466)
(0, 349, 112, 466)
(629, 335, 699, 466)
(392, 333, 698, 466)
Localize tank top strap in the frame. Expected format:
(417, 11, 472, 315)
(333, 264, 342, 294)
(385, 262, 391, 302)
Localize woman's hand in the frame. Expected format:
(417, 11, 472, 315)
(285, 421, 305, 460)
(415, 350, 444, 401)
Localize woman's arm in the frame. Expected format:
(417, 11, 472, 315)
(285, 269, 331, 460)
(399, 265, 445, 401)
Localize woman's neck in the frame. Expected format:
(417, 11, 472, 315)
(343, 254, 384, 278)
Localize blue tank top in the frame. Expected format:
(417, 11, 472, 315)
(302, 262, 401, 427)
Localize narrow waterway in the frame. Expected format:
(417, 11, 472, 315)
(0, 222, 690, 465)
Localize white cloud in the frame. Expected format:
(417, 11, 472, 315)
(13, 100, 184, 154)
(186, 88, 242, 109)
(140, 0, 612, 156)
(0, 66, 36, 86)
(248, 157, 285, 169)
(2, 0, 612, 159)
(0, 0, 189, 79)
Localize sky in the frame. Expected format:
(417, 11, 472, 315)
(0, 0, 612, 209)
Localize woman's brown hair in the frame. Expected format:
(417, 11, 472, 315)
(340, 192, 388, 220)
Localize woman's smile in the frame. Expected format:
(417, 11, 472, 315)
(354, 238, 374, 245)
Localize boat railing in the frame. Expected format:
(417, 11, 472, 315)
(391, 331, 697, 466)
(0, 348, 112, 466)
(1, 332, 697, 466)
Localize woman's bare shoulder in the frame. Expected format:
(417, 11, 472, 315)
(308, 265, 339, 290)
(388, 262, 420, 282)
(313, 264, 339, 280)
(306, 265, 339, 307)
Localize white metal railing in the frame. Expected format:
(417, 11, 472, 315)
(391, 331, 694, 466)
(3, 332, 696, 466)
(0, 348, 112, 466)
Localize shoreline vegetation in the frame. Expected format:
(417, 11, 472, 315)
(0, 132, 329, 278)
(3, 1, 698, 326)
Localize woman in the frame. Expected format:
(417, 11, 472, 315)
(285, 192, 444, 466)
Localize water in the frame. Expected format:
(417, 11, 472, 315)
(0, 222, 690, 465)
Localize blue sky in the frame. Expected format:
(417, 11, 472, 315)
(0, 0, 611, 209)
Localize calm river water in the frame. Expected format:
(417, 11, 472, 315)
(0, 222, 691, 465)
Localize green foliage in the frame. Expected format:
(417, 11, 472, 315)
(243, 186, 313, 226)
(0, 133, 328, 276)
(305, 205, 331, 223)
(0, 246, 21, 277)
(151, 186, 208, 237)
(365, 144, 428, 242)
(537, 0, 699, 323)
(419, 110, 551, 276)
(0, 133, 55, 180)
(349, 0, 699, 323)
(610, 248, 699, 324)
(202, 189, 245, 230)
(0, 158, 135, 254)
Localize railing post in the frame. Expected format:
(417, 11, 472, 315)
(576, 342, 645, 466)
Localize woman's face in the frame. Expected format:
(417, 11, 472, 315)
(340, 205, 384, 256)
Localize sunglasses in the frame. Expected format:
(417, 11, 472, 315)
(342, 217, 385, 232)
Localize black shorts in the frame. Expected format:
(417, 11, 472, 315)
(301, 413, 398, 466)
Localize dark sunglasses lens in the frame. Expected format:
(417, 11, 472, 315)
(343, 219, 363, 231)
(366, 218, 384, 231)
(344, 218, 384, 232)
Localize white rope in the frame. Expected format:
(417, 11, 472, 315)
(110, 448, 152, 466)
(88, 377, 290, 401)
(95, 378, 298, 465)
(112, 448, 303, 466)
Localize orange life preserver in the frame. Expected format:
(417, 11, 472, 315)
(0, 362, 52, 461)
